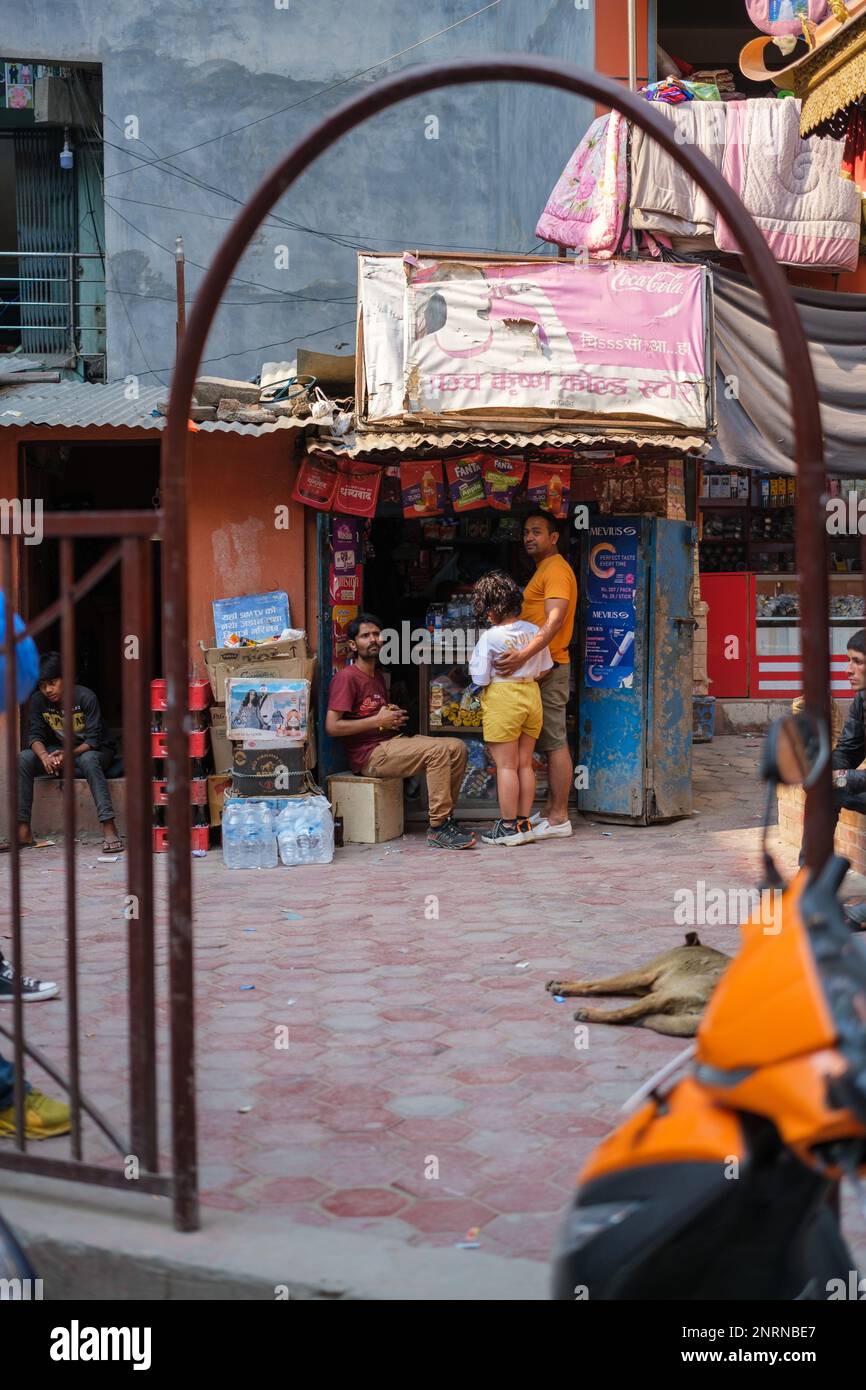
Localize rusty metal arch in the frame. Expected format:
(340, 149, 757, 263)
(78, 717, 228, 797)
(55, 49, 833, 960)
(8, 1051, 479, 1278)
(163, 51, 833, 1021)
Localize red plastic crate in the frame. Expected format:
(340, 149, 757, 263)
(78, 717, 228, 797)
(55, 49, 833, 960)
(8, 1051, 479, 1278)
(152, 778, 208, 806)
(150, 678, 212, 712)
(151, 729, 208, 759)
(152, 825, 210, 854)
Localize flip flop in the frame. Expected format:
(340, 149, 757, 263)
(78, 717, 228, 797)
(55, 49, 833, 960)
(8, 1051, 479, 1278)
(101, 839, 125, 855)
(0, 838, 56, 852)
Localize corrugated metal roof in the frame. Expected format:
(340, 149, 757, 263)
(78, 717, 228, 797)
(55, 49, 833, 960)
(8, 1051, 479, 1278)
(313, 424, 708, 456)
(0, 382, 310, 437)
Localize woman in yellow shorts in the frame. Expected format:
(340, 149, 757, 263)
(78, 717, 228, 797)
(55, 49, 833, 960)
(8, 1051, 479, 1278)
(468, 571, 553, 846)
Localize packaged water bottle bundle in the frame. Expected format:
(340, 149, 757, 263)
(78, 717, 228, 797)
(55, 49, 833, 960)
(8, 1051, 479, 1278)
(221, 794, 333, 869)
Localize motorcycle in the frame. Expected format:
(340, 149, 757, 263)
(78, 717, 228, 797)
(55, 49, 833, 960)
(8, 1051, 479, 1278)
(552, 710, 866, 1300)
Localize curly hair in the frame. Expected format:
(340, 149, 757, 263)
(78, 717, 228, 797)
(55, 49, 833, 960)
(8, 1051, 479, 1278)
(472, 570, 523, 624)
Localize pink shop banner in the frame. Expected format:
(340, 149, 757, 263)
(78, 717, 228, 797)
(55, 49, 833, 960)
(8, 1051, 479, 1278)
(400, 257, 711, 431)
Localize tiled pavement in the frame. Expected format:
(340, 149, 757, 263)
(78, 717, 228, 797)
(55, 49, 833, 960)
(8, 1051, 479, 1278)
(2, 734, 863, 1268)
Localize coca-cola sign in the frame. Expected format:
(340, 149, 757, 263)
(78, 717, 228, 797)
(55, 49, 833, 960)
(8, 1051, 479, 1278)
(608, 266, 689, 296)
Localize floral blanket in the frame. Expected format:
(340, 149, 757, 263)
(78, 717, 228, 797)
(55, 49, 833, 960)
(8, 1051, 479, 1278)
(535, 111, 629, 258)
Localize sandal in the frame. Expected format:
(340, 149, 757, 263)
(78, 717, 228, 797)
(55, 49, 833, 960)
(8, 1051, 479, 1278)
(102, 839, 125, 855)
(0, 838, 55, 852)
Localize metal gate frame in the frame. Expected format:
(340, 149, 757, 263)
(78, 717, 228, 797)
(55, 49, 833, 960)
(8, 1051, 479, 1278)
(0, 505, 197, 1231)
(0, 54, 831, 1238)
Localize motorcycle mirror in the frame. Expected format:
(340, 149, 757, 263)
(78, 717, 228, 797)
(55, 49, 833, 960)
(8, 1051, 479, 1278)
(760, 711, 829, 790)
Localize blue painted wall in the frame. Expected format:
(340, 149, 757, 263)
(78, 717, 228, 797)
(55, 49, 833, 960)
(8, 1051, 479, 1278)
(3, 2, 595, 384)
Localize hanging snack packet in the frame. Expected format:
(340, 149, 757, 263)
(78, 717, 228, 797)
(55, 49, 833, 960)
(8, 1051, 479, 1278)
(482, 456, 526, 511)
(527, 460, 572, 519)
(446, 454, 487, 512)
(400, 461, 445, 517)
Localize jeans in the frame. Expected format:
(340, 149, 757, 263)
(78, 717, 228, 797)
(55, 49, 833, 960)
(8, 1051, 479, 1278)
(0, 1052, 29, 1111)
(18, 746, 115, 825)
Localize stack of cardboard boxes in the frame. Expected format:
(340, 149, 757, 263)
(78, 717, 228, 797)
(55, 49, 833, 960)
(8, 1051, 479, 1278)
(202, 635, 317, 823)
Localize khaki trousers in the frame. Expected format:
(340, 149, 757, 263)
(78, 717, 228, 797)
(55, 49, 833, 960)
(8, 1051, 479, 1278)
(361, 735, 467, 825)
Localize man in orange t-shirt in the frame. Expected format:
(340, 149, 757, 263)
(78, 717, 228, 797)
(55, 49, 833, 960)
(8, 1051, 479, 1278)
(495, 510, 577, 838)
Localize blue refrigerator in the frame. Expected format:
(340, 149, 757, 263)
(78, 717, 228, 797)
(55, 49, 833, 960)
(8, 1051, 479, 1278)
(577, 516, 696, 824)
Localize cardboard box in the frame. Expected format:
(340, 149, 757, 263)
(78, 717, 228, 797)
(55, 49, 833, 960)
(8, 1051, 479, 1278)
(328, 772, 404, 844)
(202, 636, 307, 703)
(231, 744, 310, 795)
(207, 774, 232, 826)
(209, 705, 232, 772)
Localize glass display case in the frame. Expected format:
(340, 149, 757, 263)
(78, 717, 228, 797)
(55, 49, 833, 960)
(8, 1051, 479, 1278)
(753, 574, 864, 698)
(418, 647, 549, 817)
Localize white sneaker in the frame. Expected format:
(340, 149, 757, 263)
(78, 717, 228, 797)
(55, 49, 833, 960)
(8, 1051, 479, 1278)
(528, 811, 546, 827)
(532, 818, 573, 840)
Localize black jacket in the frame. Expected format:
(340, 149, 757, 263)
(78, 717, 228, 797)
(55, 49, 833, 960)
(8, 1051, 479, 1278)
(833, 690, 866, 793)
(27, 685, 113, 754)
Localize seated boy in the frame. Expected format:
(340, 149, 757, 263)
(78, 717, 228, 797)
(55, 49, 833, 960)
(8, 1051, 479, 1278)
(18, 652, 123, 854)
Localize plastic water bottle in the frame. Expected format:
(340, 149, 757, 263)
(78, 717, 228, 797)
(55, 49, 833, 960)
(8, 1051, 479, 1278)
(305, 820, 323, 862)
(240, 805, 258, 869)
(221, 802, 246, 870)
(254, 802, 278, 869)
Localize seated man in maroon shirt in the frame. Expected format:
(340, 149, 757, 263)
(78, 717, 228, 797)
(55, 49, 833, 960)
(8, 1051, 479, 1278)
(326, 613, 475, 850)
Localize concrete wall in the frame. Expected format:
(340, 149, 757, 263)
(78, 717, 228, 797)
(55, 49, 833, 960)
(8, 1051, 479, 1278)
(1, 2, 600, 385)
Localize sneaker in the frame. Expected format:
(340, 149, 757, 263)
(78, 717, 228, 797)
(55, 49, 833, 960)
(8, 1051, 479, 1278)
(528, 811, 546, 828)
(0, 1089, 71, 1140)
(482, 818, 535, 847)
(0, 960, 59, 1003)
(532, 818, 573, 840)
(427, 818, 476, 850)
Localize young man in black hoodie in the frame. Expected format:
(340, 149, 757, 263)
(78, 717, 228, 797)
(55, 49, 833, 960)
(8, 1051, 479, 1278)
(819, 629, 866, 927)
(18, 652, 123, 854)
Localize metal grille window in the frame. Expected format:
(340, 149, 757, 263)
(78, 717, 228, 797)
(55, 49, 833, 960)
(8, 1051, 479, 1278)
(13, 128, 77, 355)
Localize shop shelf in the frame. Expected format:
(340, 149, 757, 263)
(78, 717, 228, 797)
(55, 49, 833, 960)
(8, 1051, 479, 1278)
(426, 725, 484, 736)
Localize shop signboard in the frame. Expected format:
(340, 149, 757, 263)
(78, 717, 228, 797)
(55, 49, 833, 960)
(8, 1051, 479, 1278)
(358, 253, 712, 432)
(212, 590, 290, 647)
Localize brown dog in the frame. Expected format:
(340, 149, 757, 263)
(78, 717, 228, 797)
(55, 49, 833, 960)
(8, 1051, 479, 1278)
(546, 933, 731, 1037)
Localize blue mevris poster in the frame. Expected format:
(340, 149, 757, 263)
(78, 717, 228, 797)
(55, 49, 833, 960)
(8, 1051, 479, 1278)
(584, 521, 638, 689)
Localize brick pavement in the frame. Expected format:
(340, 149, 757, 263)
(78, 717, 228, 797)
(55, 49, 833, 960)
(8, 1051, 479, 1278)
(2, 734, 863, 1268)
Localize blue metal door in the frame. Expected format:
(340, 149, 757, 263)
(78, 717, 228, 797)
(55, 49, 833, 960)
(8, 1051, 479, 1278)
(577, 516, 695, 823)
(645, 518, 696, 821)
(577, 516, 648, 819)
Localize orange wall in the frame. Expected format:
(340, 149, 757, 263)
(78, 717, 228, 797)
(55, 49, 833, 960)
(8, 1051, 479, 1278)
(0, 426, 308, 670)
(595, 0, 650, 100)
(186, 431, 307, 672)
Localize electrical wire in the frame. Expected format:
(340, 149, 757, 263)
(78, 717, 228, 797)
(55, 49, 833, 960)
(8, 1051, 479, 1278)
(143, 318, 358, 379)
(69, 74, 168, 383)
(67, 74, 360, 306)
(103, 1, 503, 181)
(106, 194, 538, 257)
(69, 77, 358, 378)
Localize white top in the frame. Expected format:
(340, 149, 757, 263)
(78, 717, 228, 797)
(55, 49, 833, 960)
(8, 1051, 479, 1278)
(468, 620, 554, 686)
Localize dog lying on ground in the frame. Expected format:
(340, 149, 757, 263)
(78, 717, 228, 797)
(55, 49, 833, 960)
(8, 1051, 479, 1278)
(546, 933, 731, 1037)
